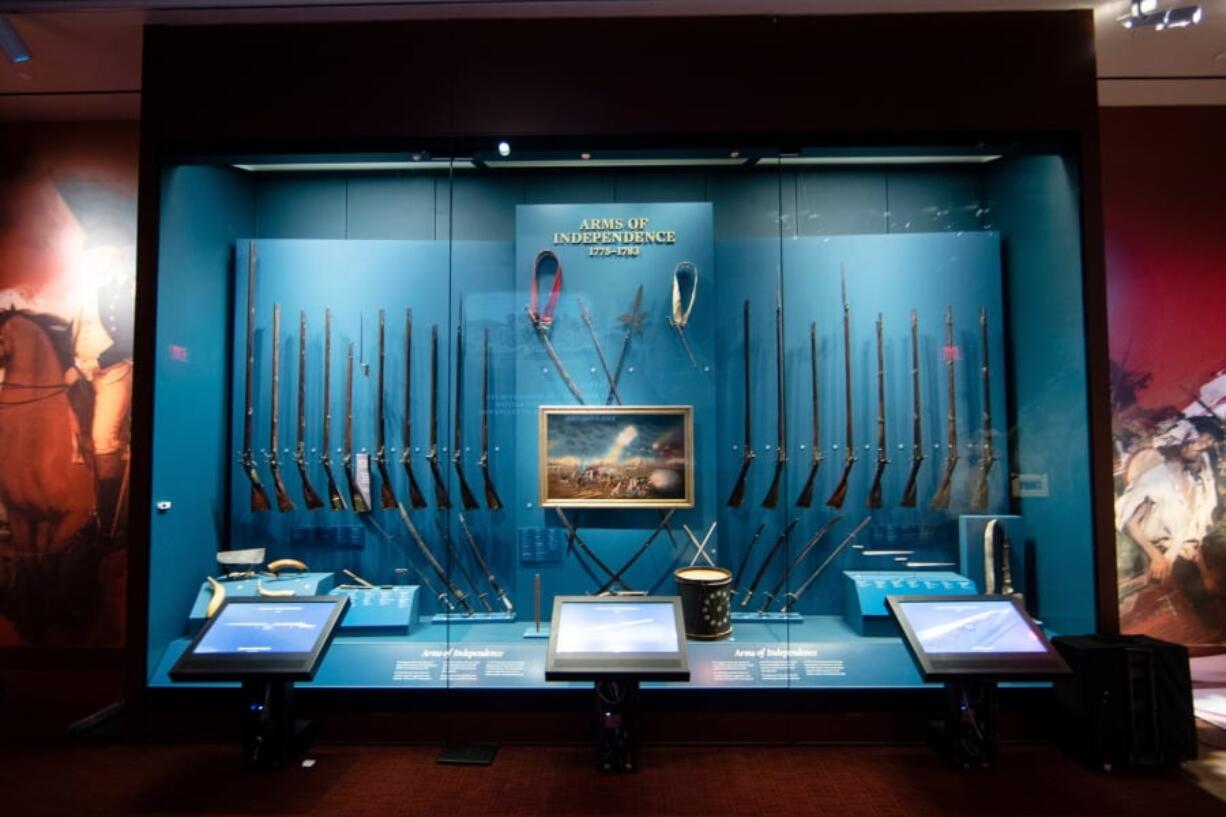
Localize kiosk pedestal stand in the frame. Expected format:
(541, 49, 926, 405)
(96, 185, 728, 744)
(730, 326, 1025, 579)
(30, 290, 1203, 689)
(545, 596, 690, 773)
(941, 678, 999, 769)
(240, 678, 314, 770)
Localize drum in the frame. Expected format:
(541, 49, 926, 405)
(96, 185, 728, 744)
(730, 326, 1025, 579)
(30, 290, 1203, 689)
(674, 566, 733, 640)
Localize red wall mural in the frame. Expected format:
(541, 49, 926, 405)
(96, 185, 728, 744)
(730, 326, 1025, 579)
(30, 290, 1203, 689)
(1104, 106, 1226, 644)
(0, 122, 138, 647)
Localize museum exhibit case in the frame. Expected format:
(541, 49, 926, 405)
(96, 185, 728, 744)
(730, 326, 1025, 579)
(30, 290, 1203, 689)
(142, 140, 1098, 695)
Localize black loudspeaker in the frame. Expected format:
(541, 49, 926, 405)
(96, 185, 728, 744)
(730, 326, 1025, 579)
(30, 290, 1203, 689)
(1052, 634, 1197, 770)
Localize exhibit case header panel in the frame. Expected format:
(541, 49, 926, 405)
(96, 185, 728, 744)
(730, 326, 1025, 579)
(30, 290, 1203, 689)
(140, 139, 1098, 696)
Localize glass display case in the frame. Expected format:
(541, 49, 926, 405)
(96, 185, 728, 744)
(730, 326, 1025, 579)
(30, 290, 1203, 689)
(144, 141, 1096, 693)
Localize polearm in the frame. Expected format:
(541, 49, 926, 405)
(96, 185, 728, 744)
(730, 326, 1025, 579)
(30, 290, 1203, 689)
(593, 510, 677, 595)
(778, 516, 872, 613)
(866, 313, 889, 509)
(761, 288, 787, 508)
(606, 285, 645, 405)
(730, 521, 767, 595)
(970, 307, 996, 510)
(452, 308, 480, 510)
(899, 310, 925, 507)
(757, 516, 842, 613)
(343, 342, 370, 513)
(268, 303, 295, 512)
(528, 250, 585, 404)
(479, 329, 503, 510)
(399, 309, 428, 509)
(726, 300, 754, 507)
(319, 308, 346, 510)
(458, 513, 513, 613)
(294, 310, 324, 510)
(931, 306, 960, 508)
(826, 269, 857, 508)
(393, 501, 474, 613)
(373, 310, 398, 510)
(738, 518, 800, 608)
(240, 242, 271, 512)
(577, 295, 621, 405)
(425, 325, 452, 508)
(795, 321, 823, 507)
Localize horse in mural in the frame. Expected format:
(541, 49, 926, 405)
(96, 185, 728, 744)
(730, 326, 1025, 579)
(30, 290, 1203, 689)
(0, 309, 105, 643)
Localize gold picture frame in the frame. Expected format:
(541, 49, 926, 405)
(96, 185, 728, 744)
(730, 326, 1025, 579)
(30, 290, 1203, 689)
(539, 405, 695, 509)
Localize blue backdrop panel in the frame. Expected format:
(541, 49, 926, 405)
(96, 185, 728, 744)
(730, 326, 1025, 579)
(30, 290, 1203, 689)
(513, 203, 717, 602)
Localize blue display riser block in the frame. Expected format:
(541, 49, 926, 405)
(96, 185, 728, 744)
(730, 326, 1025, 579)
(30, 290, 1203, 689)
(731, 611, 803, 623)
(523, 626, 551, 639)
(432, 611, 517, 624)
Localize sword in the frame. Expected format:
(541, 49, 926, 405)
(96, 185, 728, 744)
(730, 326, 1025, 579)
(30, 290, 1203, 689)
(239, 241, 271, 512)
(739, 518, 800, 608)
(984, 517, 998, 594)
(528, 250, 584, 403)
(434, 517, 491, 612)
(593, 510, 677, 595)
(795, 320, 823, 507)
(667, 261, 700, 369)
(899, 309, 925, 507)
(478, 328, 503, 510)
(399, 309, 428, 509)
(294, 310, 324, 510)
(393, 502, 473, 613)
(970, 307, 996, 510)
(931, 305, 960, 508)
(867, 312, 888, 509)
(577, 295, 621, 405)
(452, 305, 480, 510)
(373, 309, 398, 509)
(319, 307, 346, 510)
(607, 285, 645, 404)
(762, 287, 787, 508)
(826, 269, 857, 508)
(458, 513, 514, 613)
(730, 521, 767, 595)
(727, 299, 755, 507)
(267, 303, 295, 512)
(778, 516, 871, 613)
(758, 516, 842, 613)
(425, 324, 452, 509)
(553, 508, 628, 592)
(683, 522, 718, 567)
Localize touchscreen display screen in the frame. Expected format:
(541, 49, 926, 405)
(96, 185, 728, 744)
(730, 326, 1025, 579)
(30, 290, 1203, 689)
(896, 600, 1048, 655)
(555, 601, 680, 654)
(192, 601, 336, 655)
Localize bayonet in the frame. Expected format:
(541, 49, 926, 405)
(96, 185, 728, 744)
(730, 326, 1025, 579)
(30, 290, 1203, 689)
(267, 303, 295, 512)
(758, 516, 842, 613)
(294, 310, 324, 510)
(452, 308, 480, 510)
(458, 513, 514, 613)
(343, 342, 369, 513)
(795, 320, 823, 506)
(479, 328, 503, 510)
(727, 300, 755, 507)
(528, 250, 585, 403)
(899, 309, 925, 507)
(826, 269, 857, 508)
(319, 308, 346, 510)
(239, 242, 271, 512)
(399, 309, 428, 509)
(425, 325, 452, 508)
(970, 307, 995, 510)
(739, 518, 800, 608)
(761, 288, 787, 508)
(607, 285, 645, 404)
(373, 310, 398, 510)
(778, 516, 872, 613)
(931, 305, 960, 508)
(867, 312, 888, 508)
(730, 521, 767, 594)
(393, 502, 473, 613)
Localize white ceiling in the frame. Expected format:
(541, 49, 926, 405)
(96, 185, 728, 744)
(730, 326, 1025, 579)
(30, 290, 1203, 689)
(0, 0, 1223, 120)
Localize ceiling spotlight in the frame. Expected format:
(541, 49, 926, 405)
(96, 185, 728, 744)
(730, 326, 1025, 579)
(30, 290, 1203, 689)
(1121, 3, 1203, 30)
(0, 15, 30, 64)
(580, 152, 591, 160)
(497, 141, 511, 157)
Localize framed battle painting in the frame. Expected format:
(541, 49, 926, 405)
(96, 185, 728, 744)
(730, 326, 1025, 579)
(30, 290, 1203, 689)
(539, 405, 694, 508)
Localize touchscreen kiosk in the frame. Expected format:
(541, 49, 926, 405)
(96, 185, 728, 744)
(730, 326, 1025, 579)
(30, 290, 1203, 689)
(171, 596, 348, 682)
(887, 595, 1069, 681)
(546, 596, 689, 682)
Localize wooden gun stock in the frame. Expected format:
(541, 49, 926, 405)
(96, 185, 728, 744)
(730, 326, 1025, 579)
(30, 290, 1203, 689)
(930, 455, 959, 509)
(296, 456, 324, 510)
(480, 459, 503, 511)
(825, 457, 856, 509)
(795, 459, 820, 508)
(899, 457, 923, 508)
(245, 465, 272, 512)
(726, 452, 754, 508)
(867, 461, 888, 509)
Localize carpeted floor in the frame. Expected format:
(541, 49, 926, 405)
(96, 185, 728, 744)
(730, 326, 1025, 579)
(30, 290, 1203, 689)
(3, 739, 1225, 817)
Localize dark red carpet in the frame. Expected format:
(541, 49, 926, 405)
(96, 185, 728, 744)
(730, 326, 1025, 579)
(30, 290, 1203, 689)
(2, 739, 1223, 817)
